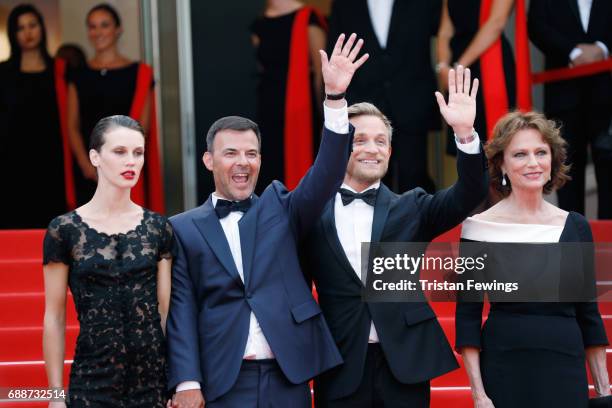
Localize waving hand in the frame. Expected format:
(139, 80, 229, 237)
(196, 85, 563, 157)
(435, 66, 479, 138)
(320, 33, 369, 95)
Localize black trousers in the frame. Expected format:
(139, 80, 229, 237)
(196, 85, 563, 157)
(208, 359, 311, 408)
(315, 344, 430, 408)
(553, 102, 612, 219)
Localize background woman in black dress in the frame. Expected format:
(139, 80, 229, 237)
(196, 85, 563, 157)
(0, 4, 67, 228)
(67, 4, 152, 206)
(250, 0, 326, 192)
(43, 115, 172, 407)
(437, 0, 516, 154)
(456, 111, 610, 407)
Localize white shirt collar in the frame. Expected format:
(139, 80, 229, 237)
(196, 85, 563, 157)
(339, 181, 381, 194)
(211, 192, 253, 210)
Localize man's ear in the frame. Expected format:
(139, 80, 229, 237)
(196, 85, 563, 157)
(203, 151, 213, 171)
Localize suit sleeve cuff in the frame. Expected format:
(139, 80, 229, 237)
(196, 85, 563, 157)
(176, 381, 201, 392)
(595, 41, 609, 59)
(324, 101, 349, 134)
(455, 132, 481, 155)
(569, 47, 583, 61)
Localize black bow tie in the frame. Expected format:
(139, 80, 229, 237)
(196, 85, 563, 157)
(214, 198, 252, 218)
(339, 188, 377, 206)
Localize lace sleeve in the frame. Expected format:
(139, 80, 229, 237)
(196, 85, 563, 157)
(158, 217, 176, 261)
(43, 216, 70, 265)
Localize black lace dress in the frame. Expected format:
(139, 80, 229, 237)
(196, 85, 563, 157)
(43, 209, 174, 407)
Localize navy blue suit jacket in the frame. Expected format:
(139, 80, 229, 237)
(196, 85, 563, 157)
(167, 126, 351, 401)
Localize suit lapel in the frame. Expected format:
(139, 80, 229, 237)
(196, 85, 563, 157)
(238, 195, 259, 289)
(385, 0, 404, 51)
(370, 184, 392, 243)
(358, 0, 384, 53)
(192, 197, 243, 287)
(321, 199, 364, 286)
(567, 0, 582, 30)
(587, 0, 602, 34)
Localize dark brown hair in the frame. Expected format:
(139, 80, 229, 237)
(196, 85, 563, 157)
(90, 115, 144, 152)
(485, 111, 570, 197)
(7, 4, 52, 68)
(87, 3, 121, 27)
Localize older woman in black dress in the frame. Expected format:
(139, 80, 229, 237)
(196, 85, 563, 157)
(43, 116, 172, 407)
(0, 4, 68, 228)
(456, 111, 610, 407)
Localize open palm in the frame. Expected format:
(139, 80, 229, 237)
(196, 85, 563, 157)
(435, 66, 479, 135)
(320, 33, 369, 95)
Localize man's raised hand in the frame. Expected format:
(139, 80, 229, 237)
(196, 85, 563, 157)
(435, 65, 479, 139)
(320, 33, 369, 96)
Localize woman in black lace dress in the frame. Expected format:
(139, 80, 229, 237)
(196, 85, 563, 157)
(42, 115, 173, 407)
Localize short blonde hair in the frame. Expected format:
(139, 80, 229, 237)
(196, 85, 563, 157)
(348, 102, 393, 142)
(485, 111, 570, 197)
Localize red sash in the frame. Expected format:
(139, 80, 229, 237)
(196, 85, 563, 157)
(129, 63, 165, 213)
(514, 0, 532, 111)
(479, 0, 510, 139)
(284, 6, 327, 189)
(54, 58, 76, 209)
(532, 59, 612, 84)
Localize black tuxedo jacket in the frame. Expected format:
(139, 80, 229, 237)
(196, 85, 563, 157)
(327, 0, 442, 131)
(528, 0, 612, 113)
(302, 148, 488, 399)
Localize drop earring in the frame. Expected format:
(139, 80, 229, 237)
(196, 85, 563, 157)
(501, 173, 507, 186)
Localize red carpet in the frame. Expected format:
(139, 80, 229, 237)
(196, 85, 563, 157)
(1, 223, 610, 406)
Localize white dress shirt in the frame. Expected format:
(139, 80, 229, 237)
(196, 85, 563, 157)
(176, 194, 274, 393)
(212, 193, 275, 361)
(335, 182, 382, 342)
(331, 131, 479, 344)
(367, 0, 395, 49)
(177, 102, 349, 393)
(569, 0, 609, 61)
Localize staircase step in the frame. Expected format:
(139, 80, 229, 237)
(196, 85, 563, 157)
(0, 260, 44, 292)
(0, 293, 77, 327)
(0, 230, 45, 260)
(0, 361, 71, 388)
(430, 387, 472, 408)
(0, 326, 78, 361)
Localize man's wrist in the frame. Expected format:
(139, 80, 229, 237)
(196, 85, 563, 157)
(569, 47, 583, 61)
(324, 97, 347, 110)
(323, 100, 349, 133)
(454, 127, 475, 142)
(326, 91, 346, 100)
(176, 380, 201, 392)
(595, 41, 609, 59)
